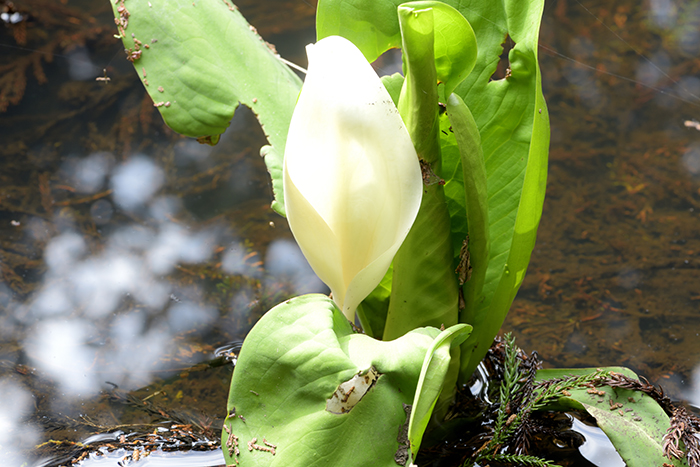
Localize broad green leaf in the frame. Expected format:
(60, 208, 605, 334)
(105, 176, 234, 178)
(439, 113, 469, 258)
(383, 182, 459, 341)
(110, 0, 302, 215)
(317, 0, 404, 63)
(319, 1, 476, 96)
(318, 0, 550, 382)
(450, 0, 550, 380)
(408, 323, 471, 457)
(536, 368, 687, 467)
(224, 294, 448, 467)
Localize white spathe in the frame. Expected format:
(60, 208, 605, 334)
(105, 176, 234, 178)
(283, 35, 422, 321)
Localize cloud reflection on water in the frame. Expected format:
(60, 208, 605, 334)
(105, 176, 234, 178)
(111, 156, 165, 211)
(649, 0, 678, 30)
(634, 52, 670, 88)
(264, 239, 325, 296)
(574, 417, 625, 467)
(0, 378, 39, 465)
(65, 46, 101, 81)
(17, 147, 325, 403)
(63, 152, 114, 195)
(687, 361, 700, 408)
(682, 143, 700, 177)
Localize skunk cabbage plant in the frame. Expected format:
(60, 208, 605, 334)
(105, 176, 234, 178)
(283, 36, 422, 321)
(109, 0, 693, 465)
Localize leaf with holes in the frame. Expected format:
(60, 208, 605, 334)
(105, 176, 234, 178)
(110, 0, 301, 215)
(224, 294, 467, 466)
(536, 368, 688, 467)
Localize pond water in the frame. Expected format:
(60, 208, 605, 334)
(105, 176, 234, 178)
(0, 0, 698, 466)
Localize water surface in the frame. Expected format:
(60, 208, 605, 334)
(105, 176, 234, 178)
(0, 0, 699, 466)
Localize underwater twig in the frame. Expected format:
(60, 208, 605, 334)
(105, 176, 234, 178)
(107, 384, 218, 438)
(509, 350, 540, 454)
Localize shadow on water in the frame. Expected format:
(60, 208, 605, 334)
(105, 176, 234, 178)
(0, 0, 698, 466)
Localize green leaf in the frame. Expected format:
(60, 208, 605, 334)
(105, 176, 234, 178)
(452, 0, 549, 379)
(317, 0, 550, 382)
(317, 0, 477, 98)
(110, 0, 302, 215)
(439, 112, 469, 257)
(317, 0, 404, 63)
(224, 294, 448, 466)
(383, 180, 460, 340)
(536, 368, 688, 467)
(408, 323, 471, 457)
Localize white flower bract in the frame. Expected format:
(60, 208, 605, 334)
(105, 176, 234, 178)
(283, 35, 422, 321)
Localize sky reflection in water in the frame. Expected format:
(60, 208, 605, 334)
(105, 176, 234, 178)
(17, 145, 324, 398)
(0, 379, 40, 464)
(0, 120, 325, 464)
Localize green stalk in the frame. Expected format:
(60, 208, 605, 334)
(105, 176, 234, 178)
(383, 5, 459, 341)
(444, 93, 490, 380)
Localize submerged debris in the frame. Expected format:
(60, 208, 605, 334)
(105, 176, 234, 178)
(0, 0, 112, 112)
(422, 335, 700, 467)
(34, 384, 221, 467)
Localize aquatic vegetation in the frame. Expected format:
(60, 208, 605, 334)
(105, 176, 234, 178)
(109, 0, 698, 466)
(445, 335, 700, 467)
